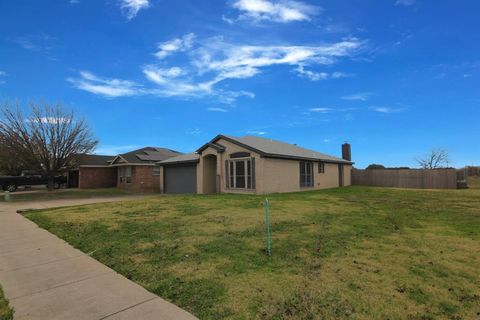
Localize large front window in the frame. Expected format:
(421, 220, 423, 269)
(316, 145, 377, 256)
(300, 161, 313, 187)
(227, 158, 255, 189)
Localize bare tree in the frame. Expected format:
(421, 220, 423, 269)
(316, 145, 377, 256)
(416, 148, 450, 169)
(0, 102, 98, 190)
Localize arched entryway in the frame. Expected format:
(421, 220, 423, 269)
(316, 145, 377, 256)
(203, 154, 217, 194)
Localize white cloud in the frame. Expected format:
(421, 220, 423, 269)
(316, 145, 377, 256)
(69, 0, 80, 4)
(207, 107, 228, 112)
(120, 0, 150, 20)
(309, 107, 333, 113)
(247, 130, 267, 135)
(27, 117, 70, 124)
(144, 35, 361, 101)
(231, 0, 320, 23)
(67, 71, 143, 98)
(371, 106, 406, 113)
(0, 71, 6, 84)
(395, 0, 415, 6)
(69, 34, 363, 103)
(187, 128, 201, 135)
(155, 33, 195, 59)
(295, 66, 352, 81)
(341, 92, 373, 101)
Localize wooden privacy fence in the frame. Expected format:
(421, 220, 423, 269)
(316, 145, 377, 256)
(352, 168, 457, 189)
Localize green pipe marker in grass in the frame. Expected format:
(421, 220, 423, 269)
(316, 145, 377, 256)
(264, 198, 272, 256)
(4, 191, 10, 202)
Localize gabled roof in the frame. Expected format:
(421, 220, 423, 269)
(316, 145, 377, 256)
(197, 134, 352, 164)
(112, 147, 182, 165)
(76, 154, 115, 167)
(158, 153, 200, 165)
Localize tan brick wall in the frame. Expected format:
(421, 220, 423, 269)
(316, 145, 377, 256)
(197, 137, 352, 194)
(197, 138, 263, 194)
(117, 165, 160, 193)
(79, 167, 117, 189)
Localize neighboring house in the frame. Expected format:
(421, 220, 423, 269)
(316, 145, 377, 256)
(109, 147, 181, 192)
(72, 147, 181, 192)
(158, 135, 353, 194)
(69, 154, 116, 188)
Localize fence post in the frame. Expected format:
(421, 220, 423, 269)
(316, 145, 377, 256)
(264, 198, 272, 256)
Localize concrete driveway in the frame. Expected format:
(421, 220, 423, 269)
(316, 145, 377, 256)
(0, 197, 197, 320)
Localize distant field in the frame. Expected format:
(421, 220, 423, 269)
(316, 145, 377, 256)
(26, 187, 480, 319)
(468, 176, 480, 189)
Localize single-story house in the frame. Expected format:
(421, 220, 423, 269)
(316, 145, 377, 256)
(69, 154, 116, 188)
(72, 135, 352, 194)
(158, 135, 353, 194)
(72, 147, 181, 192)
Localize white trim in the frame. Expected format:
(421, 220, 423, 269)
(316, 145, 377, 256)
(110, 155, 129, 165)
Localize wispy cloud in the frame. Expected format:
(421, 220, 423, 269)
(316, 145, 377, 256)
(0, 71, 6, 84)
(207, 107, 228, 112)
(69, 34, 363, 103)
(247, 130, 267, 135)
(230, 0, 320, 23)
(341, 92, 373, 101)
(187, 128, 201, 135)
(67, 71, 143, 98)
(141, 35, 362, 101)
(309, 107, 333, 113)
(295, 66, 352, 81)
(155, 33, 195, 59)
(371, 106, 406, 113)
(95, 145, 140, 155)
(27, 117, 69, 124)
(120, 0, 150, 20)
(11, 34, 57, 59)
(395, 0, 415, 6)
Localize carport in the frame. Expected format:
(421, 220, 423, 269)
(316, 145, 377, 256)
(158, 153, 199, 194)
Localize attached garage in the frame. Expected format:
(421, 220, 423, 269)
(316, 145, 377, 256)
(164, 164, 197, 194)
(159, 153, 200, 194)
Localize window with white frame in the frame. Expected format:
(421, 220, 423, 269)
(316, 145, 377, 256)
(125, 166, 132, 183)
(300, 161, 314, 187)
(318, 161, 325, 174)
(119, 167, 124, 183)
(226, 158, 255, 189)
(152, 165, 160, 176)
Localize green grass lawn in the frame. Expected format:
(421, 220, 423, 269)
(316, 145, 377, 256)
(0, 188, 131, 202)
(25, 187, 480, 319)
(0, 286, 14, 320)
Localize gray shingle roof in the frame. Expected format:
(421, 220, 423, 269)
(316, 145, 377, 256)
(199, 135, 352, 163)
(77, 154, 115, 166)
(158, 153, 200, 165)
(119, 147, 181, 164)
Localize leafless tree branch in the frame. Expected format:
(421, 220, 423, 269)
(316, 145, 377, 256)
(0, 101, 98, 190)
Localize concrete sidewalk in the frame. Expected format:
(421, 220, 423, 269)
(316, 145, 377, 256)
(0, 197, 198, 320)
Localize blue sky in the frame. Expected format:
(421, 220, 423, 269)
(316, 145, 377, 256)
(0, 0, 479, 168)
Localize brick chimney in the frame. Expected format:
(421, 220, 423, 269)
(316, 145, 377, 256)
(342, 143, 351, 161)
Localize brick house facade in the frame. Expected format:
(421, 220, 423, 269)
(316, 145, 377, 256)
(78, 167, 117, 188)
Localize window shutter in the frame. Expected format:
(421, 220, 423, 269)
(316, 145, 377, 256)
(251, 157, 256, 189)
(299, 162, 303, 187)
(311, 162, 314, 187)
(225, 160, 229, 189)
